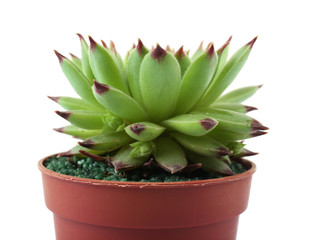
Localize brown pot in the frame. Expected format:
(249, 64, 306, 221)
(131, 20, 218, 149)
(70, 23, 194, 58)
(38, 155, 256, 240)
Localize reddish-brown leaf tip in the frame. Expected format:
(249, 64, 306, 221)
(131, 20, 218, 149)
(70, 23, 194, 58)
(93, 80, 110, 95)
(76, 33, 85, 41)
(250, 131, 268, 137)
(110, 40, 117, 55)
(175, 46, 185, 60)
(57, 150, 74, 157)
(137, 38, 144, 56)
(151, 44, 167, 63)
(79, 150, 106, 162)
(53, 127, 64, 133)
(246, 36, 258, 49)
(55, 111, 71, 120)
(181, 163, 203, 173)
(197, 41, 204, 51)
(245, 105, 258, 112)
(216, 147, 232, 157)
(47, 96, 60, 103)
(69, 53, 79, 59)
(206, 43, 215, 58)
(242, 149, 259, 157)
(78, 139, 95, 149)
(200, 118, 218, 130)
(252, 119, 269, 131)
(132, 43, 136, 49)
(101, 40, 108, 48)
(258, 84, 263, 89)
(219, 36, 232, 53)
(54, 50, 66, 63)
(88, 36, 97, 52)
(130, 124, 146, 135)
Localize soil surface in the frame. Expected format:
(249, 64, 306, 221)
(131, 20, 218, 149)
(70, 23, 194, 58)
(44, 156, 247, 182)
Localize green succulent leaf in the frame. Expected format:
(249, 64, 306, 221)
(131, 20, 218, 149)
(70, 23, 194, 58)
(48, 96, 104, 112)
(174, 46, 191, 77)
(92, 80, 149, 123)
(109, 40, 125, 71)
(54, 51, 104, 109)
(88, 37, 129, 94)
(129, 141, 155, 158)
(140, 45, 181, 122)
(197, 108, 268, 133)
(186, 150, 234, 175)
(162, 113, 218, 137)
(207, 125, 266, 144)
(79, 131, 133, 151)
(170, 132, 231, 157)
(195, 37, 258, 109)
(175, 44, 218, 114)
(54, 125, 102, 140)
(154, 136, 188, 174)
(190, 41, 204, 62)
(210, 103, 257, 113)
(125, 122, 165, 142)
(77, 34, 95, 83)
(215, 85, 262, 104)
(69, 53, 82, 71)
(55, 110, 107, 130)
(206, 36, 232, 91)
(126, 39, 149, 105)
(58, 145, 105, 157)
(111, 146, 148, 171)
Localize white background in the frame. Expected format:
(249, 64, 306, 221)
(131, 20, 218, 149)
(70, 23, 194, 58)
(1, 0, 312, 239)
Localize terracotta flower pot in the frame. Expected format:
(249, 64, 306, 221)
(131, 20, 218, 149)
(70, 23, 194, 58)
(38, 155, 256, 240)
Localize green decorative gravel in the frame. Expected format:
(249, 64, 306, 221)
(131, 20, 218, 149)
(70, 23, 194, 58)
(44, 156, 246, 182)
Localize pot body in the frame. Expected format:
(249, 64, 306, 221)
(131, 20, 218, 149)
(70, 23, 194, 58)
(39, 156, 256, 240)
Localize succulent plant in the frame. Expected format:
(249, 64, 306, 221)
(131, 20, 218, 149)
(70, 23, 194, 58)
(50, 34, 267, 176)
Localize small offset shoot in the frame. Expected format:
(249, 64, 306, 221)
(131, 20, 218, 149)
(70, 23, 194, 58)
(49, 35, 268, 181)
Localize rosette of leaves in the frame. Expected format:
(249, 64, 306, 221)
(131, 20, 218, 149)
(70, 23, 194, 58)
(50, 34, 267, 176)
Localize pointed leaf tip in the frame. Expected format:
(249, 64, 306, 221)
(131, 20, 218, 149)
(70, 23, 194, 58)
(151, 44, 167, 62)
(137, 38, 144, 55)
(219, 36, 232, 53)
(76, 33, 85, 41)
(242, 149, 259, 157)
(101, 40, 108, 48)
(197, 41, 204, 51)
(48, 96, 60, 102)
(69, 53, 79, 59)
(110, 40, 117, 55)
(206, 43, 215, 58)
(88, 36, 97, 52)
(250, 130, 268, 137)
(55, 111, 71, 120)
(53, 127, 64, 133)
(93, 80, 110, 95)
(78, 139, 95, 148)
(258, 84, 263, 89)
(54, 50, 66, 63)
(217, 147, 232, 157)
(175, 46, 185, 59)
(57, 150, 74, 157)
(245, 105, 258, 112)
(246, 36, 258, 49)
(79, 150, 106, 161)
(252, 119, 269, 131)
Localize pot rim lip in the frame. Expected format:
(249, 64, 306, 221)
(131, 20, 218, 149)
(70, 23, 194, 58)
(38, 153, 256, 188)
